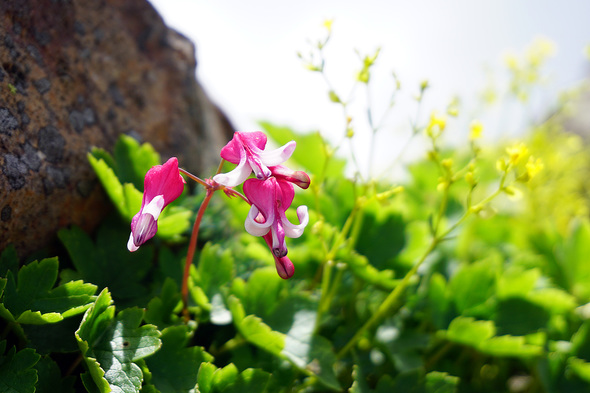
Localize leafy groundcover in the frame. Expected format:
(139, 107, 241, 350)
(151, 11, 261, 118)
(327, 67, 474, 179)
(2, 117, 590, 393)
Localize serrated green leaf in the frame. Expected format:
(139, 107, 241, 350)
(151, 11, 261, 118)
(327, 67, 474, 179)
(342, 251, 397, 291)
(0, 342, 41, 393)
(77, 290, 162, 393)
(478, 335, 543, 358)
(196, 363, 270, 393)
(449, 256, 499, 317)
(1, 258, 96, 324)
(494, 297, 550, 336)
(145, 325, 213, 393)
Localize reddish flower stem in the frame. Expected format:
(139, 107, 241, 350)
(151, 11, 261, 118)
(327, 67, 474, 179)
(181, 188, 214, 321)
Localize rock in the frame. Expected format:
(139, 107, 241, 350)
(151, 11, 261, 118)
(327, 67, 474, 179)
(0, 0, 233, 257)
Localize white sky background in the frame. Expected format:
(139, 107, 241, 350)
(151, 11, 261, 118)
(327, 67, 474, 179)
(148, 0, 590, 179)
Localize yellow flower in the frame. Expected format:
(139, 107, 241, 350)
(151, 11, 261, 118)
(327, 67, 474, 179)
(426, 111, 447, 137)
(506, 143, 529, 166)
(323, 19, 333, 32)
(469, 120, 483, 140)
(525, 156, 544, 180)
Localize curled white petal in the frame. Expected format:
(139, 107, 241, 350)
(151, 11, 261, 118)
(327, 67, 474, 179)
(244, 206, 273, 237)
(259, 141, 296, 166)
(282, 205, 309, 238)
(127, 232, 139, 252)
(142, 195, 165, 219)
(213, 159, 252, 187)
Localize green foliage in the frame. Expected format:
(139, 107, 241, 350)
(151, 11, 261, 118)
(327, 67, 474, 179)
(2, 32, 590, 393)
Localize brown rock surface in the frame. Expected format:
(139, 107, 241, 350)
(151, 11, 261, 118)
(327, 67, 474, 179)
(0, 0, 233, 257)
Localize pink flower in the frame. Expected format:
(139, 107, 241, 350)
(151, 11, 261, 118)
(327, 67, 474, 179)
(212, 131, 296, 187)
(127, 157, 185, 252)
(243, 177, 308, 277)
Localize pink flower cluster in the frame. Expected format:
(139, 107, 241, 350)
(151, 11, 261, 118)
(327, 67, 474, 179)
(127, 131, 310, 279)
(213, 132, 310, 279)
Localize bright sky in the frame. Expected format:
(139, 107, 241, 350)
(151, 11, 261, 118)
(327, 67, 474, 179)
(148, 0, 590, 178)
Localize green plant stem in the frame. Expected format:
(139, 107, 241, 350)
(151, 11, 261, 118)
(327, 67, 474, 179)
(336, 235, 439, 358)
(181, 188, 215, 321)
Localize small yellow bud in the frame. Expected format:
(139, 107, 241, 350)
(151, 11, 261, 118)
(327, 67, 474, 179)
(420, 80, 430, 92)
(526, 37, 556, 67)
(441, 158, 453, 169)
(346, 128, 354, 138)
(469, 120, 484, 140)
(585, 44, 590, 60)
(506, 143, 529, 165)
(496, 158, 507, 172)
(437, 179, 449, 192)
(323, 19, 333, 32)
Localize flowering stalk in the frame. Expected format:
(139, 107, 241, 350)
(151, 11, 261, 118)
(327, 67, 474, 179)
(128, 131, 310, 320)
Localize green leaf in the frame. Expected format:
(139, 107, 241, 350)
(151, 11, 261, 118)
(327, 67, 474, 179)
(77, 290, 162, 393)
(232, 267, 285, 319)
(0, 342, 41, 393)
(568, 357, 590, 383)
(193, 243, 235, 325)
(477, 335, 543, 358)
(145, 278, 182, 328)
(88, 152, 129, 218)
(145, 325, 213, 393)
(449, 256, 499, 317)
(196, 363, 271, 393)
(1, 258, 96, 324)
(34, 356, 75, 393)
(440, 317, 495, 348)
(59, 223, 153, 301)
(341, 251, 397, 291)
(425, 371, 459, 393)
(494, 297, 550, 336)
(0, 244, 18, 277)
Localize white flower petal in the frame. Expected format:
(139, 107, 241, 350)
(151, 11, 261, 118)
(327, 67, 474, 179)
(213, 160, 252, 187)
(282, 205, 309, 238)
(244, 206, 273, 237)
(259, 141, 296, 166)
(127, 232, 139, 252)
(142, 195, 165, 219)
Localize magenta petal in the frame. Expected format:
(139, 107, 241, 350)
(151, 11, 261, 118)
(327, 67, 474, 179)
(220, 131, 267, 164)
(143, 157, 185, 207)
(243, 178, 277, 218)
(236, 131, 267, 150)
